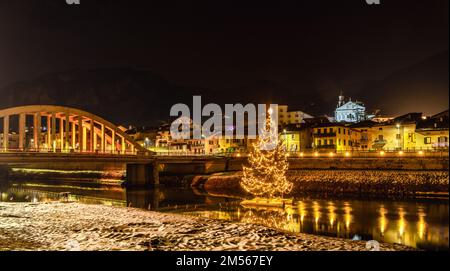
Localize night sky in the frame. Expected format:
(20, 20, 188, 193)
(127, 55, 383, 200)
(0, 0, 448, 125)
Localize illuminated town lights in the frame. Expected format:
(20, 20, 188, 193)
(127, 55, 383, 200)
(299, 152, 304, 157)
(345, 151, 350, 157)
(329, 152, 334, 157)
(398, 151, 404, 155)
(379, 151, 385, 156)
(314, 152, 319, 157)
(418, 151, 424, 155)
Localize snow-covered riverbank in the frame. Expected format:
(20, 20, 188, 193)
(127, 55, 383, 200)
(0, 202, 413, 251)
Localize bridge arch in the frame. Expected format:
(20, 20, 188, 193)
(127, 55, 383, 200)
(0, 105, 149, 154)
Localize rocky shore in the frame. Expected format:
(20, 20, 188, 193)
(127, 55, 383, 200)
(203, 170, 449, 198)
(0, 202, 413, 251)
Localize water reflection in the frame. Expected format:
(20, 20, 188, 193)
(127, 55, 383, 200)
(182, 199, 449, 250)
(1, 181, 448, 251)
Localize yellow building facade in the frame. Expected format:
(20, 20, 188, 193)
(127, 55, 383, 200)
(312, 124, 361, 152)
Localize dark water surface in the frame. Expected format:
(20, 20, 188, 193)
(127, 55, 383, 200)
(1, 179, 448, 251)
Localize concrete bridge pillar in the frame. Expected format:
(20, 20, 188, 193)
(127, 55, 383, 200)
(33, 113, 41, 150)
(51, 112, 56, 151)
(59, 117, 64, 150)
(18, 113, 25, 150)
(65, 113, 70, 150)
(111, 130, 115, 153)
(90, 119, 94, 152)
(101, 124, 105, 153)
(82, 126, 87, 151)
(121, 136, 125, 154)
(3, 116, 9, 150)
(126, 162, 159, 188)
(71, 121, 76, 148)
(78, 117, 83, 151)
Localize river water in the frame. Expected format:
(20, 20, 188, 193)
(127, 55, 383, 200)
(0, 179, 448, 251)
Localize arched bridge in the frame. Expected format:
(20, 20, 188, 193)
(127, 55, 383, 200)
(0, 105, 149, 155)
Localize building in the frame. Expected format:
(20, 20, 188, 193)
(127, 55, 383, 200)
(334, 92, 373, 123)
(414, 110, 449, 150)
(370, 113, 422, 151)
(312, 123, 362, 152)
(350, 120, 378, 150)
(279, 124, 313, 152)
(278, 105, 313, 126)
(126, 126, 157, 149)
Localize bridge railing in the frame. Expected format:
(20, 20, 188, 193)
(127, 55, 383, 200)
(0, 148, 151, 156)
(152, 148, 449, 158)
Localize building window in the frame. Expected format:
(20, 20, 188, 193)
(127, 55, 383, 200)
(338, 128, 341, 134)
(329, 139, 333, 145)
(343, 139, 346, 146)
(378, 135, 384, 141)
(424, 137, 431, 144)
(338, 139, 341, 145)
(317, 139, 321, 146)
(379, 127, 383, 131)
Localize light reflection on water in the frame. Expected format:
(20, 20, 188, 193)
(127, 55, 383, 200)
(1, 181, 448, 251)
(176, 199, 449, 250)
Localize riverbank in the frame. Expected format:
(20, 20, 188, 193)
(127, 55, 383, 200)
(202, 170, 449, 198)
(0, 202, 413, 251)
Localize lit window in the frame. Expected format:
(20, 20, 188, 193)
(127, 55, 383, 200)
(424, 137, 431, 144)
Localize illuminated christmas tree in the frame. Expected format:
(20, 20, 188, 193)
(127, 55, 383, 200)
(240, 108, 293, 199)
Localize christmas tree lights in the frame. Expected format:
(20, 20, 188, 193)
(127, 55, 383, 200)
(240, 108, 293, 199)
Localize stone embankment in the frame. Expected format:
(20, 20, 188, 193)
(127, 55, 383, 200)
(201, 170, 449, 198)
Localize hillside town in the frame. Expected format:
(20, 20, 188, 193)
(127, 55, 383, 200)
(126, 94, 449, 155)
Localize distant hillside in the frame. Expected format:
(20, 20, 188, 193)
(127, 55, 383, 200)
(1, 51, 447, 126)
(359, 51, 449, 116)
(0, 68, 196, 126)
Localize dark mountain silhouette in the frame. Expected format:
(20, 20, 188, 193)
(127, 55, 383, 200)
(357, 51, 449, 116)
(0, 68, 197, 126)
(1, 51, 447, 127)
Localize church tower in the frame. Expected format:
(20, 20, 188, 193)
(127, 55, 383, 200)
(338, 91, 345, 107)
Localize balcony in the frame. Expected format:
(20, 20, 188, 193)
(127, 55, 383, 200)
(314, 132, 336, 138)
(316, 144, 336, 149)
